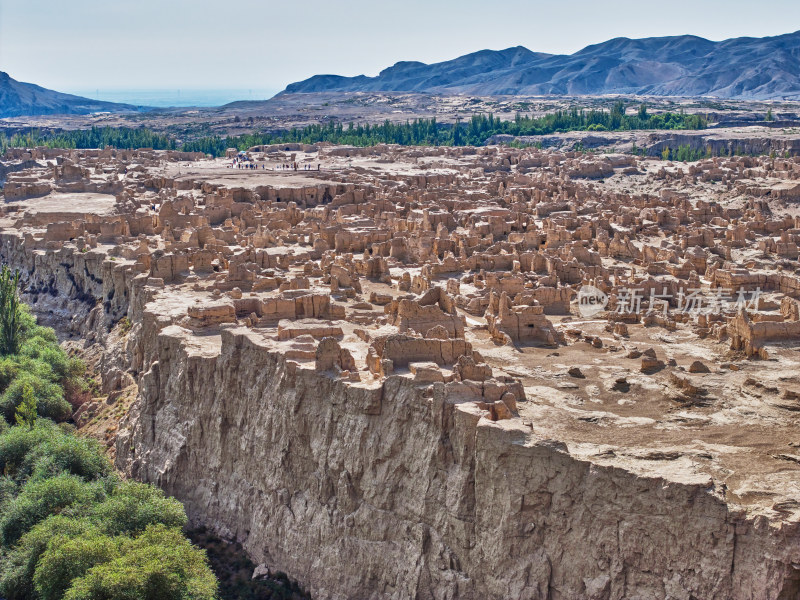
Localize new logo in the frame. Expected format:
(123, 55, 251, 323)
(577, 285, 608, 318)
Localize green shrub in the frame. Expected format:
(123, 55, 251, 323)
(0, 421, 111, 484)
(0, 473, 106, 547)
(27, 433, 112, 484)
(34, 529, 121, 600)
(0, 515, 94, 600)
(0, 289, 219, 599)
(0, 476, 16, 503)
(15, 305, 37, 339)
(21, 339, 71, 376)
(64, 525, 216, 600)
(13, 381, 37, 429)
(0, 357, 20, 392)
(0, 422, 59, 479)
(0, 373, 72, 423)
(90, 481, 187, 536)
(11, 355, 58, 384)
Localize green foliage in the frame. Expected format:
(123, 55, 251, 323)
(0, 278, 88, 427)
(0, 266, 22, 356)
(63, 525, 216, 600)
(34, 530, 121, 600)
(659, 144, 710, 162)
(89, 481, 187, 536)
(766, 108, 774, 121)
(1, 103, 709, 157)
(0, 127, 176, 154)
(0, 421, 216, 599)
(452, 117, 463, 146)
(1, 373, 72, 424)
(0, 473, 106, 547)
(0, 292, 217, 599)
(0, 475, 15, 503)
(0, 420, 110, 485)
(0, 422, 62, 479)
(0, 357, 21, 391)
(18, 309, 56, 345)
(0, 516, 96, 600)
(13, 383, 37, 429)
(22, 340, 70, 375)
(25, 429, 111, 484)
(180, 105, 706, 154)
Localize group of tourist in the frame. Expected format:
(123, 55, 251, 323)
(275, 162, 321, 171)
(230, 160, 262, 170)
(227, 159, 322, 171)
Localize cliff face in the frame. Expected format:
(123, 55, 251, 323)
(0, 231, 129, 337)
(114, 323, 800, 600)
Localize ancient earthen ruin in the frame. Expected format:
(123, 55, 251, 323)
(3, 141, 800, 599)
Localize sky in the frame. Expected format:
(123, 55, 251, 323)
(2, 0, 799, 98)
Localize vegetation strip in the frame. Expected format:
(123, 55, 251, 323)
(1, 103, 706, 158)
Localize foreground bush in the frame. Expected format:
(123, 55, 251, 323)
(0, 422, 216, 600)
(0, 473, 106, 547)
(0, 515, 94, 600)
(33, 530, 120, 600)
(62, 525, 218, 600)
(0, 421, 110, 484)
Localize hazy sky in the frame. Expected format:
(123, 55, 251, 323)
(2, 0, 799, 93)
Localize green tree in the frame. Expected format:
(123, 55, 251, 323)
(0, 293, 220, 599)
(34, 530, 121, 600)
(453, 117, 463, 146)
(0, 515, 94, 600)
(89, 481, 188, 536)
(766, 108, 774, 121)
(0, 473, 106, 547)
(0, 266, 22, 356)
(13, 383, 36, 429)
(64, 525, 216, 600)
(609, 100, 625, 130)
(1, 373, 72, 424)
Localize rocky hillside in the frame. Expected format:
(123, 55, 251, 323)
(0, 72, 141, 118)
(284, 31, 800, 99)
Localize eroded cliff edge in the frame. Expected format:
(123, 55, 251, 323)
(118, 322, 800, 600)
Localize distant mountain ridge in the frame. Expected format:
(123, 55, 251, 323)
(0, 72, 142, 118)
(283, 32, 800, 99)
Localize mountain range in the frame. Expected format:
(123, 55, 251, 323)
(3, 31, 799, 119)
(0, 72, 141, 118)
(283, 31, 800, 99)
